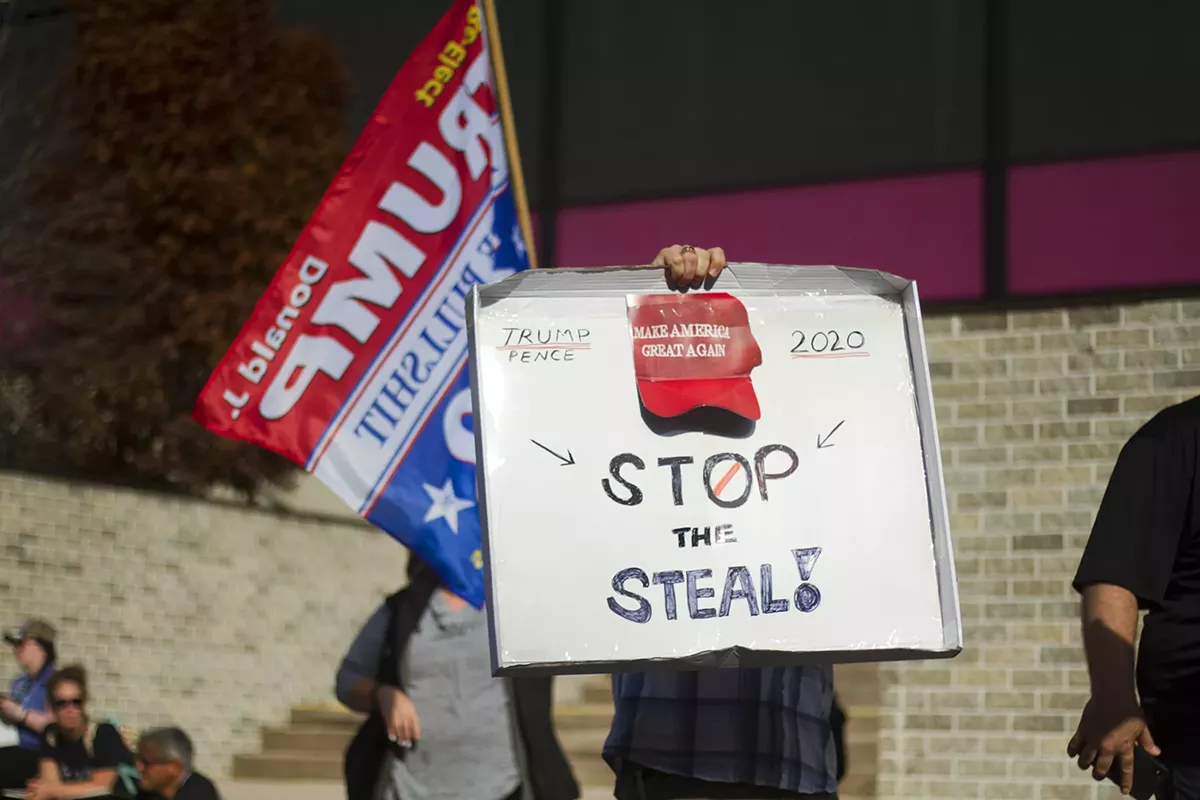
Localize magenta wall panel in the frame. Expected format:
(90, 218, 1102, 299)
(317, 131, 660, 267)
(551, 171, 985, 302)
(1009, 151, 1200, 294)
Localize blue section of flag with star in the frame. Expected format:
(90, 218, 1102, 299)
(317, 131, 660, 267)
(363, 189, 529, 607)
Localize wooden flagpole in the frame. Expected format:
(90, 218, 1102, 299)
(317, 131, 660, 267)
(481, 0, 540, 269)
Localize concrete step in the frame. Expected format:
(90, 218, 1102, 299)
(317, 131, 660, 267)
(566, 755, 869, 799)
(290, 707, 363, 729)
(843, 703, 880, 722)
(845, 727, 879, 752)
(575, 676, 878, 713)
(261, 718, 614, 757)
(568, 753, 615, 788)
(224, 781, 343, 800)
(833, 663, 880, 704)
(846, 725, 880, 742)
(263, 725, 354, 753)
(553, 704, 614, 731)
(246, 701, 876, 789)
(844, 738, 883, 762)
(559, 727, 608, 757)
(581, 680, 612, 705)
(232, 751, 342, 781)
(835, 684, 881, 708)
(842, 704, 881, 743)
(236, 748, 615, 787)
(838, 772, 876, 798)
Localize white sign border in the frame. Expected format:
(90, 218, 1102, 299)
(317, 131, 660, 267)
(466, 263, 963, 675)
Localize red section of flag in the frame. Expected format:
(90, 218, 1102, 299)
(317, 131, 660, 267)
(192, 0, 495, 466)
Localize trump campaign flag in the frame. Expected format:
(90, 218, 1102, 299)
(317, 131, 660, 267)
(193, 0, 533, 608)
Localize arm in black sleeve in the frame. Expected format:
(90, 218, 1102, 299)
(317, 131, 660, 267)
(39, 726, 57, 763)
(90, 723, 131, 769)
(1074, 434, 1190, 607)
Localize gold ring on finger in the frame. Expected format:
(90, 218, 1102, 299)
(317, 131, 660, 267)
(679, 245, 696, 255)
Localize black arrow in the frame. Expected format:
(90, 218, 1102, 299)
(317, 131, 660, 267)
(531, 439, 576, 466)
(816, 420, 845, 449)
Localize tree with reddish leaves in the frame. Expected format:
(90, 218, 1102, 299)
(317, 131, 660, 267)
(0, 0, 347, 495)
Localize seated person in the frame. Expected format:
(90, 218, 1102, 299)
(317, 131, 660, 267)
(1, 619, 58, 791)
(134, 728, 220, 800)
(26, 665, 134, 800)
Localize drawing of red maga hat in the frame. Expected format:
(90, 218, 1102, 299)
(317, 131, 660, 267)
(626, 293, 763, 421)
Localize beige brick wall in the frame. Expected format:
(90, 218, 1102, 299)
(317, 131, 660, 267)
(878, 299, 1199, 800)
(0, 472, 406, 779)
(4, 297, 1193, 794)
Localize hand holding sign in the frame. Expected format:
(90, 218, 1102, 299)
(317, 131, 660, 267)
(651, 245, 728, 290)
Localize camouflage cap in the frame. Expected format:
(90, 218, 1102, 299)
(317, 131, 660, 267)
(3, 618, 56, 645)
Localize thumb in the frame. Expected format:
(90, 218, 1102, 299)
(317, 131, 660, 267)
(1138, 726, 1161, 756)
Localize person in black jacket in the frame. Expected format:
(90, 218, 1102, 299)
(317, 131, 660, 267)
(337, 556, 579, 800)
(134, 727, 221, 800)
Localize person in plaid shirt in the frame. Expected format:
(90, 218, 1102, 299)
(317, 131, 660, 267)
(603, 667, 839, 800)
(597, 246, 839, 800)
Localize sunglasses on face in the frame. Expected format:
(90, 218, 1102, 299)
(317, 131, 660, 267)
(52, 698, 83, 709)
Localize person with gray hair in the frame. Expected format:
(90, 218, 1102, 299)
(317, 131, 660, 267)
(134, 728, 220, 800)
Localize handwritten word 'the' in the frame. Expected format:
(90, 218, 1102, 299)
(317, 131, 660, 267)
(607, 548, 824, 624)
(672, 523, 737, 548)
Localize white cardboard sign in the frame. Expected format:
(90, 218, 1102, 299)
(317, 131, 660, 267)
(467, 264, 961, 674)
